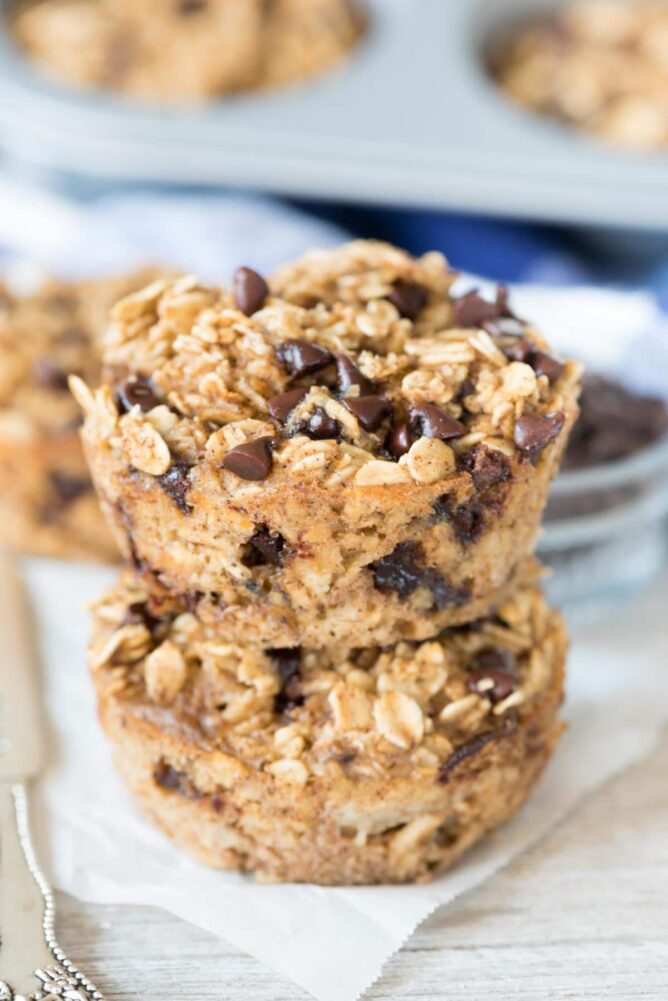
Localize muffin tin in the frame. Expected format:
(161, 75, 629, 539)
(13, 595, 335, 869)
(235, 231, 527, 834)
(0, 0, 666, 229)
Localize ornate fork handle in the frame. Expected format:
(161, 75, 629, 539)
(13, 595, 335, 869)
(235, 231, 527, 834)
(0, 784, 103, 1001)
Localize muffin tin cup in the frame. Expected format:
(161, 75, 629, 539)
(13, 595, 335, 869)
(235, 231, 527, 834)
(0, 0, 666, 230)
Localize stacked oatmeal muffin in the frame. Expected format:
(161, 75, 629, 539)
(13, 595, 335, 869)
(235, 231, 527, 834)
(77, 241, 581, 884)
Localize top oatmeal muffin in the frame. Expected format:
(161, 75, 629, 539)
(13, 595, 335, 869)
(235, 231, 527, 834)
(72, 241, 581, 646)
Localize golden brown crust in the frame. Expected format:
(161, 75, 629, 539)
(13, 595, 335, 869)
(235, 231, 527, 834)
(91, 572, 566, 884)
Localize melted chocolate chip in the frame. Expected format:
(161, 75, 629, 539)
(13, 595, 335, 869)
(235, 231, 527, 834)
(468, 647, 517, 704)
(514, 411, 565, 462)
(157, 461, 193, 514)
(50, 470, 90, 504)
(270, 647, 303, 714)
(468, 667, 516, 704)
(33, 358, 70, 391)
(117, 375, 161, 413)
(342, 395, 393, 432)
(386, 422, 412, 458)
(123, 600, 164, 633)
(242, 526, 286, 567)
(460, 444, 513, 491)
(409, 403, 466, 441)
(275, 339, 333, 379)
(154, 760, 200, 798)
(563, 375, 668, 471)
(369, 541, 467, 610)
(267, 388, 307, 423)
(334, 353, 376, 395)
(434, 493, 485, 545)
(222, 436, 276, 480)
(438, 723, 515, 783)
(301, 407, 340, 440)
(387, 280, 428, 321)
(178, 0, 207, 12)
(233, 266, 268, 316)
(529, 351, 565, 383)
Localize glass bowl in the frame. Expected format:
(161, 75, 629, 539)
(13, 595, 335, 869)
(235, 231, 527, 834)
(537, 431, 668, 623)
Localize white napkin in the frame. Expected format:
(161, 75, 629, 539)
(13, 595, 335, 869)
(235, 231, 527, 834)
(2, 181, 666, 999)
(25, 558, 667, 1001)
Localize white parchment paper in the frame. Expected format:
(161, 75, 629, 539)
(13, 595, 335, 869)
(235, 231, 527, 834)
(24, 560, 668, 1001)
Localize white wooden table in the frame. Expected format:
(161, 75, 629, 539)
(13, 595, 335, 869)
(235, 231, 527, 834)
(56, 736, 668, 1000)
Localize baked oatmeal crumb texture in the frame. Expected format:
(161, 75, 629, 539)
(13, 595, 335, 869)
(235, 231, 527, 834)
(91, 570, 566, 884)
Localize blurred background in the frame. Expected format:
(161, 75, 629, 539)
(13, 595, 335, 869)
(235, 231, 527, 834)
(0, 0, 667, 622)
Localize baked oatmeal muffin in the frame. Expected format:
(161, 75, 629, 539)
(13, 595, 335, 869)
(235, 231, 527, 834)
(11, 0, 365, 103)
(0, 268, 159, 561)
(90, 570, 566, 884)
(72, 241, 581, 645)
(494, 0, 668, 151)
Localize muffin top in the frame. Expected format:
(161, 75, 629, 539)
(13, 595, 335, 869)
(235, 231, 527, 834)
(75, 241, 580, 491)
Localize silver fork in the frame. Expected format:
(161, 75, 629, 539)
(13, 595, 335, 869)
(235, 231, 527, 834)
(0, 553, 103, 1000)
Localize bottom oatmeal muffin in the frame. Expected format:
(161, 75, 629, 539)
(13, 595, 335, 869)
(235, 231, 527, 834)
(90, 571, 566, 885)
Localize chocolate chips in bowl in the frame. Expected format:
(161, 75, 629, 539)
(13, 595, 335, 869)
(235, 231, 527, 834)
(538, 375, 668, 620)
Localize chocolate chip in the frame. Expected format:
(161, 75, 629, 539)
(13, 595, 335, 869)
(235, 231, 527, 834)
(460, 444, 513, 491)
(484, 317, 526, 339)
(301, 407, 340, 440)
(233, 266, 268, 316)
(269, 647, 303, 714)
(178, 0, 207, 12)
(563, 375, 668, 471)
(222, 436, 276, 480)
(387, 280, 428, 321)
(275, 339, 333, 378)
(386, 422, 412, 458)
(453, 289, 504, 328)
(468, 658, 516, 704)
(409, 403, 465, 440)
(242, 525, 286, 567)
(117, 375, 161, 413)
(529, 351, 565, 383)
(153, 760, 200, 798)
(454, 285, 522, 333)
(33, 359, 70, 391)
(334, 353, 376, 395)
(438, 723, 515, 783)
(157, 461, 193, 514)
(267, 388, 307, 423)
(49, 470, 90, 504)
(342, 395, 393, 432)
(123, 600, 164, 634)
(433, 493, 485, 545)
(369, 541, 467, 610)
(500, 336, 532, 362)
(514, 411, 565, 462)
